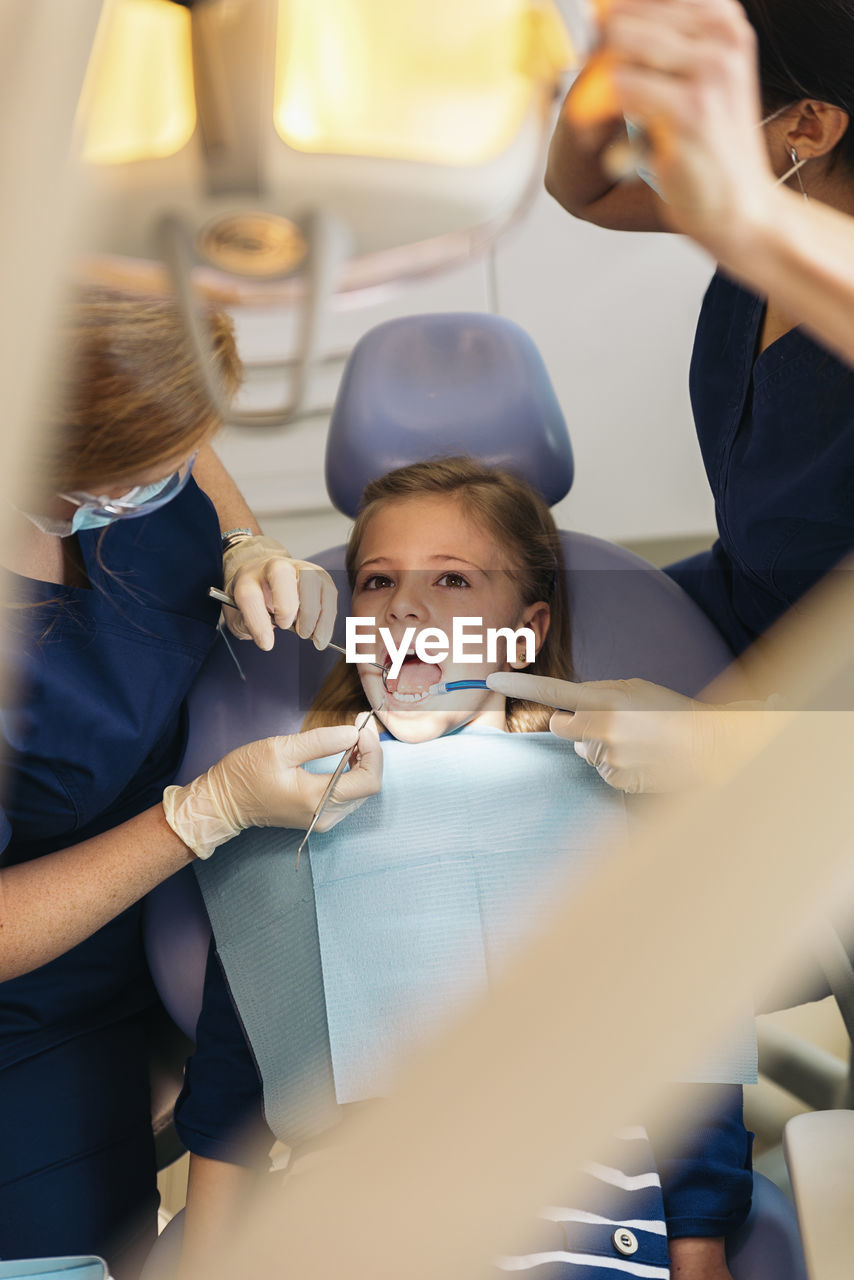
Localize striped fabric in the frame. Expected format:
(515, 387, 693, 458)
(496, 1130, 670, 1279)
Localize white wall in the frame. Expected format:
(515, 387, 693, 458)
(213, 177, 719, 559)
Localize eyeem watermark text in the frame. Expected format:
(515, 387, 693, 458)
(345, 617, 534, 678)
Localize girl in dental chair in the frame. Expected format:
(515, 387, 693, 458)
(174, 459, 752, 1280)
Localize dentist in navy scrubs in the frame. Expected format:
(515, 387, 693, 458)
(494, 0, 854, 795)
(0, 292, 381, 1277)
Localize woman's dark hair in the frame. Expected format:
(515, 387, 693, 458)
(741, 0, 854, 172)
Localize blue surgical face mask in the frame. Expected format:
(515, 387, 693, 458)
(68, 473, 176, 534)
(20, 452, 197, 538)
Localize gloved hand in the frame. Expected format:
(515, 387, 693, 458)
(486, 672, 785, 794)
(599, 0, 775, 253)
(222, 535, 337, 652)
(163, 720, 382, 858)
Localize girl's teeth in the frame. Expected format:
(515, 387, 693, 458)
(391, 689, 429, 703)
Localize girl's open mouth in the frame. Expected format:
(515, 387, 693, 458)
(381, 652, 443, 703)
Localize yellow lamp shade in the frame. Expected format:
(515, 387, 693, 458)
(274, 0, 575, 166)
(81, 0, 196, 166)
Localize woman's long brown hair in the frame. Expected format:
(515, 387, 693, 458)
(304, 457, 573, 734)
(35, 289, 242, 494)
(11, 290, 242, 625)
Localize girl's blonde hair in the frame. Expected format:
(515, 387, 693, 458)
(36, 289, 242, 493)
(305, 456, 573, 734)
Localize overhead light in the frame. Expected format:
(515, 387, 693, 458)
(196, 211, 308, 277)
(81, 0, 196, 166)
(273, 0, 573, 166)
(77, 0, 576, 426)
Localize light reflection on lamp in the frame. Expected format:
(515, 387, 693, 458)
(274, 0, 573, 166)
(77, 0, 577, 426)
(81, 0, 196, 165)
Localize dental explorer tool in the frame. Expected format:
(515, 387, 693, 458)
(295, 705, 380, 868)
(216, 618, 247, 682)
(208, 586, 389, 677)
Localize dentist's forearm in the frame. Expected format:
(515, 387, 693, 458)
(0, 805, 193, 981)
(546, 84, 666, 231)
(194, 444, 262, 537)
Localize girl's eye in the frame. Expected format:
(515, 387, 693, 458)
(358, 573, 394, 592)
(436, 572, 470, 589)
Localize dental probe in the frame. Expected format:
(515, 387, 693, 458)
(207, 586, 389, 675)
(296, 705, 381, 868)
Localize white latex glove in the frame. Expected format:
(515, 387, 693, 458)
(601, 0, 776, 253)
(163, 720, 382, 858)
(486, 672, 785, 794)
(222, 535, 337, 652)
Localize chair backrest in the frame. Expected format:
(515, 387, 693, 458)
(144, 311, 733, 1028)
(142, 310, 808, 1278)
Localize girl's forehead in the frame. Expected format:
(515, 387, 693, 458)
(356, 494, 511, 567)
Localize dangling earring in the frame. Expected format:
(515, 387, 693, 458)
(777, 146, 809, 200)
(791, 147, 809, 200)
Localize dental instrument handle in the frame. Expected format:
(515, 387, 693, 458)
(295, 707, 379, 868)
(208, 585, 354, 660)
(428, 679, 490, 695)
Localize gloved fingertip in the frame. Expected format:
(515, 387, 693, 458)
(549, 710, 574, 739)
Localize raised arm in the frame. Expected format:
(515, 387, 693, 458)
(603, 0, 854, 368)
(545, 65, 670, 231)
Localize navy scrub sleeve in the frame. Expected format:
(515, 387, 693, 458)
(175, 939, 272, 1169)
(667, 270, 854, 654)
(0, 479, 222, 1276)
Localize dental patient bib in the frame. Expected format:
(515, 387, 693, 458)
(310, 729, 623, 1105)
(196, 728, 756, 1146)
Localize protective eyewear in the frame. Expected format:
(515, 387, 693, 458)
(59, 451, 197, 521)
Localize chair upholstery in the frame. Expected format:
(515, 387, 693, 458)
(143, 530, 734, 1040)
(326, 313, 574, 513)
(142, 313, 805, 1278)
(145, 310, 735, 1035)
(728, 1171, 808, 1280)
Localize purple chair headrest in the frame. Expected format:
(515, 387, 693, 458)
(325, 313, 574, 515)
(145, 313, 735, 1043)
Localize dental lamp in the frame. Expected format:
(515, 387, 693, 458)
(77, 0, 575, 426)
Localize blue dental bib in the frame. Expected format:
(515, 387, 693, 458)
(196, 727, 756, 1146)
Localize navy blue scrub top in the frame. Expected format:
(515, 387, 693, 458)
(0, 479, 222, 1070)
(667, 270, 854, 654)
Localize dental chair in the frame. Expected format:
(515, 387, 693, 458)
(142, 312, 806, 1280)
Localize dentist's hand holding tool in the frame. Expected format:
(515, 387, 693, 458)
(221, 532, 338, 652)
(598, 0, 774, 251)
(163, 718, 382, 859)
(486, 672, 785, 794)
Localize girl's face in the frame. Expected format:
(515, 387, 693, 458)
(351, 495, 550, 743)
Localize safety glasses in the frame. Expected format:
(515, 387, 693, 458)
(58, 451, 197, 521)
